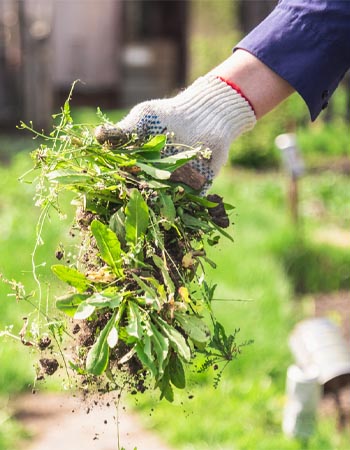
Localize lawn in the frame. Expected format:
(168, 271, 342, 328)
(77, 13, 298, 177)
(132, 168, 350, 450)
(0, 112, 349, 449)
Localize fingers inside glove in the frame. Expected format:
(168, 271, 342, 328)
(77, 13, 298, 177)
(94, 125, 131, 146)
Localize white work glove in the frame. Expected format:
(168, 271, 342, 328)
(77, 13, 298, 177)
(95, 75, 256, 191)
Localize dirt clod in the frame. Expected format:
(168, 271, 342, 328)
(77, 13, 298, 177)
(207, 194, 230, 228)
(39, 358, 59, 375)
(72, 323, 81, 334)
(55, 250, 64, 260)
(38, 336, 51, 350)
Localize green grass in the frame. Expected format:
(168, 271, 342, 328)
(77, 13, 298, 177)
(0, 407, 29, 450)
(275, 237, 350, 293)
(0, 149, 75, 449)
(132, 169, 350, 450)
(0, 151, 36, 449)
(230, 84, 350, 170)
(1, 111, 349, 449)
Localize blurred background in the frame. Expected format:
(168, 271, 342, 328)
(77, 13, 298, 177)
(0, 0, 278, 129)
(0, 1, 349, 449)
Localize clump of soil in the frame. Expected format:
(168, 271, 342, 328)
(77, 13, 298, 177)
(69, 311, 149, 396)
(39, 358, 59, 376)
(38, 336, 51, 350)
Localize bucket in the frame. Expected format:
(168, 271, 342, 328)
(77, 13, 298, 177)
(282, 364, 321, 438)
(289, 318, 350, 391)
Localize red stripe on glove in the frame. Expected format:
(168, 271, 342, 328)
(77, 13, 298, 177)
(217, 76, 256, 116)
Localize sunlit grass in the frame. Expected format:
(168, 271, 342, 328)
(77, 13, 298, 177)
(132, 168, 350, 450)
(1, 118, 349, 449)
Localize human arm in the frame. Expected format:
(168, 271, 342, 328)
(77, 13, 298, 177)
(211, 49, 295, 120)
(96, 0, 350, 190)
(236, 0, 350, 120)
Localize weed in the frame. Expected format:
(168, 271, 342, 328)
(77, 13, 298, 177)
(1, 86, 247, 402)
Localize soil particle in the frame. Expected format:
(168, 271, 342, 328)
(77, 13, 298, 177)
(72, 323, 81, 334)
(38, 336, 51, 350)
(55, 250, 64, 260)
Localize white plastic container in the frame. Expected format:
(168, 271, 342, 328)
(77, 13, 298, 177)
(289, 318, 350, 389)
(283, 364, 321, 439)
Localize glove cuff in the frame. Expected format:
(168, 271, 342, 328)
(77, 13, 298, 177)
(216, 76, 256, 115)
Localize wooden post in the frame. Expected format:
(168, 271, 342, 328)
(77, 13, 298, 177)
(275, 133, 305, 225)
(0, 0, 22, 127)
(289, 175, 299, 224)
(18, 0, 53, 130)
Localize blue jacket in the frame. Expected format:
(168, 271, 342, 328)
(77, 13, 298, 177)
(236, 0, 350, 120)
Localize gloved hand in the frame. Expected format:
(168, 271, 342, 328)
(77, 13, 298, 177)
(95, 75, 256, 191)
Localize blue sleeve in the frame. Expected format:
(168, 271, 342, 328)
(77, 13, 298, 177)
(235, 0, 350, 120)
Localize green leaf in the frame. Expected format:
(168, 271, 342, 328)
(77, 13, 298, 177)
(144, 331, 153, 363)
(47, 170, 93, 185)
(142, 135, 167, 152)
(202, 256, 217, 269)
(86, 312, 116, 375)
(109, 208, 126, 247)
(155, 317, 191, 362)
(213, 222, 234, 242)
(131, 275, 164, 310)
(135, 337, 158, 378)
(68, 360, 86, 375)
(124, 135, 165, 159)
(135, 162, 171, 180)
(158, 365, 174, 402)
(138, 135, 166, 159)
(125, 302, 144, 339)
(185, 193, 220, 208)
(96, 107, 113, 125)
(148, 209, 164, 248)
(107, 326, 118, 348)
(169, 352, 186, 389)
(55, 293, 89, 317)
(174, 312, 211, 346)
(150, 322, 169, 375)
(62, 80, 78, 122)
(63, 98, 71, 118)
(223, 202, 235, 211)
(74, 301, 96, 320)
(90, 219, 123, 276)
(207, 235, 220, 246)
(131, 274, 157, 299)
(150, 148, 199, 167)
(159, 192, 176, 225)
(51, 265, 90, 292)
(182, 213, 211, 231)
(86, 292, 122, 309)
(144, 180, 169, 189)
(152, 254, 175, 293)
(125, 189, 149, 246)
